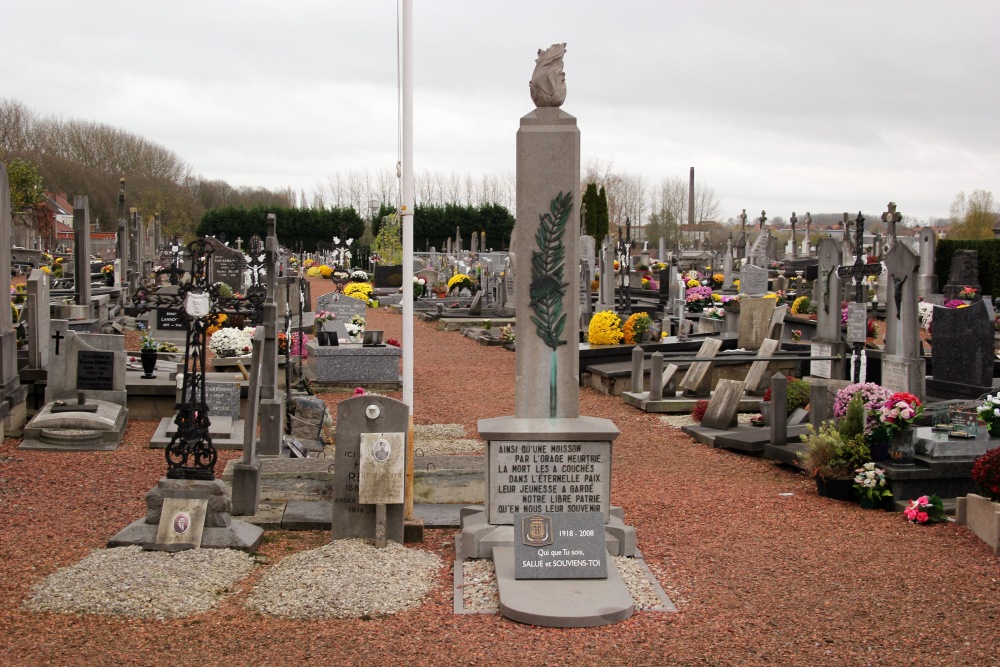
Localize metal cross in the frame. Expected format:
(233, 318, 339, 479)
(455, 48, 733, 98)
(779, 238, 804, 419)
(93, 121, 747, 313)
(837, 212, 881, 382)
(51, 329, 64, 355)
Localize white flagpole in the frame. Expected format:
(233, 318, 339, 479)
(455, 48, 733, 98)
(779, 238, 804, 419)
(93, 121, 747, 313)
(400, 0, 416, 520)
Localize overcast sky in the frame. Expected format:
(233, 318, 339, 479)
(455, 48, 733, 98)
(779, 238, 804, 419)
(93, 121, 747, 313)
(4, 1, 998, 223)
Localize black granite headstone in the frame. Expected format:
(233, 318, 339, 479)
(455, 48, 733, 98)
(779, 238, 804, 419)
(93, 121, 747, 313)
(157, 308, 186, 330)
(931, 300, 994, 389)
(77, 351, 115, 391)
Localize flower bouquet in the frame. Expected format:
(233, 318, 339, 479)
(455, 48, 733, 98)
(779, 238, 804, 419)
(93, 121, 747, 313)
(704, 306, 725, 319)
(344, 282, 373, 302)
(412, 276, 426, 298)
(587, 310, 623, 345)
(853, 462, 892, 509)
(208, 327, 254, 357)
(622, 312, 652, 344)
(345, 314, 366, 340)
(140, 331, 158, 351)
(834, 383, 892, 436)
(903, 494, 947, 524)
(685, 286, 714, 312)
(350, 269, 369, 282)
(959, 286, 978, 299)
(101, 264, 114, 275)
(877, 392, 923, 434)
(977, 395, 1000, 437)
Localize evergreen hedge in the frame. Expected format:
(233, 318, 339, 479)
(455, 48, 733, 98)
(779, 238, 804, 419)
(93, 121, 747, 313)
(936, 239, 1000, 297)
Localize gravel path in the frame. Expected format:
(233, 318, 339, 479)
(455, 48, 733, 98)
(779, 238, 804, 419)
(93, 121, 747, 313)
(1, 276, 998, 666)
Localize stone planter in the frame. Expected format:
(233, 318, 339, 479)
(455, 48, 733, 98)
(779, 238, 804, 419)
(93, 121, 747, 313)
(816, 477, 854, 501)
(956, 493, 1000, 555)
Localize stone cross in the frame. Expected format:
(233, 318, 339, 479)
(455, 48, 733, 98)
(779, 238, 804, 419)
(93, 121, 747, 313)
(802, 212, 813, 255)
(758, 210, 767, 230)
(881, 201, 902, 249)
(789, 211, 797, 258)
(837, 212, 882, 382)
(235, 237, 243, 251)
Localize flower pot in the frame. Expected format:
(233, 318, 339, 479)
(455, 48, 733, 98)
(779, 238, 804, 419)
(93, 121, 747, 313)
(888, 429, 915, 465)
(989, 422, 1000, 438)
(140, 349, 157, 378)
(816, 477, 854, 501)
(870, 438, 890, 462)
(104, 273, 115, 286)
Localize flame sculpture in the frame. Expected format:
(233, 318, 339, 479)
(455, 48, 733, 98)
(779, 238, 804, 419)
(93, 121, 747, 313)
(529, 43, 567, 108)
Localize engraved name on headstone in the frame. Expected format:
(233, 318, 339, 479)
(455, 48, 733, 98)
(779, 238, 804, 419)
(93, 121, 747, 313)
(77, 350, 115, 391)
(204, 382, 242, 421)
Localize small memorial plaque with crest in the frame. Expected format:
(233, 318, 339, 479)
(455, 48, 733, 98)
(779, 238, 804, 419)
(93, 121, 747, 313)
(513, 512, 607, 580)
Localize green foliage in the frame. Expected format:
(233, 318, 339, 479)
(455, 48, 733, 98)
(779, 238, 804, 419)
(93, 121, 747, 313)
(6, 157, 45, 211)
(581, 183, 599, 237)
(936, 238, 1000, 298)
(412, 202, 515, 251)
(786, 378, 811, 415)
(197, 205, 364, 251)
(839, 394, 866, 441)
(372, 213, 403, 265)
(799, 421, 868, 479)
(595, 186, 610, 241)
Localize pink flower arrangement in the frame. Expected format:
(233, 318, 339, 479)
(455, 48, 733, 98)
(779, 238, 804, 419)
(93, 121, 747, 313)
(878, 392, 922, 432)
(903, 494, 946, 524)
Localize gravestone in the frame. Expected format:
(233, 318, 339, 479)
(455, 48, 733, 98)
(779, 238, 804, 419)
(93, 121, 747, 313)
(678, 337, 723, 395)
(372, 264, 403, 288)
(927, 300, 994, 399)
(744, 338, 780, 392)
(21, 324, 129, 450)
(917, 227, 938, 299)
(315, 292, 368, 324)
(73, 197, 92, 309)
(738, 297, 776, 351)
(740, 264, 768, 297)
(883, 242, 921, 360)
(942, 249, 980, 302)
(701, 379, 744, 429)
(26, 269, 51, 370)
(232, 328, 265, 515)
(598, 239, 615, 311)
(205, 382, 242, 420)
(721, 243, 735, 291)
(206, 237, 246, 293)
(767, 304, 788, 343)
(330, 395, 408, 544)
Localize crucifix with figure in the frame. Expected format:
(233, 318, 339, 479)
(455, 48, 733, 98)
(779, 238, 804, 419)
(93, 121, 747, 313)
(837, 212, 882, 382)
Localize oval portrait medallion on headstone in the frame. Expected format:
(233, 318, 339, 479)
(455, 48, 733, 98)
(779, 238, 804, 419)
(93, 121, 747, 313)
(173, 512, 191, 535)
(521, 514, 553, 547)
(373, 438, 391, 462)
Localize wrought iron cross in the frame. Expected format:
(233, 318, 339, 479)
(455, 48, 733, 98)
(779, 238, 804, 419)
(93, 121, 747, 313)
(837, 212, 881, 382)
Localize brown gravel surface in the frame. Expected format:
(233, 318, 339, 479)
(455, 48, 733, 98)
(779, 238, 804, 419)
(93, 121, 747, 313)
(1, 277, 998, 666)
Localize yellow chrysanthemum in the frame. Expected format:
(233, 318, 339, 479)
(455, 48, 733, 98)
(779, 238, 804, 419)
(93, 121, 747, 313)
(319, 264, 334, 278)
(622, 312, 652, 344)
(344, 282, 374, 302)
(307, 266, 322, 277)
(588, 310, 624, 345)
(686, 279, 701, 288)
(791, 295, 810, 315)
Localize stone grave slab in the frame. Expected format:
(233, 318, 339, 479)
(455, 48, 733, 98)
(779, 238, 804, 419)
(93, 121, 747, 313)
(678, 338, 722, 395)
(738, 298, 776, 351)
(700, 379, 745, 430)
(316, 292, 369, 322)
(744, 338, 780, 392)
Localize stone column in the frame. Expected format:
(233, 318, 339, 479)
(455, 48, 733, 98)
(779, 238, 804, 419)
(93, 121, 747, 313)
(73, 196, 92, 308)
(513, 106, 580, 419)
(918, 226, 938, 298)
(258, 214, 284, 456)
(116, 218, 128, 289)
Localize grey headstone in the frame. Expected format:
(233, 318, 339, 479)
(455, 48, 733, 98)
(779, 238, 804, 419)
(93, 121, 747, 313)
(26, 269, 51, 369)
(739, 264, 768, 297)
(469, 290, 483, 316)
(206, 237, 247, 293)
(738, 297, 776, 351)
(204, 382, 241, 421)
(290, 396, 327, 441)
(330, 395, 408, 544)
(768, 373, 788, 446)
(44, 325, 127, 405)
(701, 379, 744, 429)
(883, 242, 920, 359)
(679, 337, 722, 395)
(744, 338, 780, 391)
(316, 292, 368, 322)
(814, 238, 843, 341)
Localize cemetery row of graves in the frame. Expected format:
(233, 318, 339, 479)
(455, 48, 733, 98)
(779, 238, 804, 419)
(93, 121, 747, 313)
(3, 154, 999, 633)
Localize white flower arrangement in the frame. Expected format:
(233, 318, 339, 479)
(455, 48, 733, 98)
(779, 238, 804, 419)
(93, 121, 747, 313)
(917, 301, 933, 330)
(209, 327, 254, 356)
(350, 269, 369, 282)
(345, 314, 366, 337)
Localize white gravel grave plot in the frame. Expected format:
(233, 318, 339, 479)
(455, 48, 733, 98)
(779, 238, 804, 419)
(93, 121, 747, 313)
(414, 424, 466, 440)
(414, 423, 483, 455)
(246, 539, 443, 620)
(22, 546, 256, 619)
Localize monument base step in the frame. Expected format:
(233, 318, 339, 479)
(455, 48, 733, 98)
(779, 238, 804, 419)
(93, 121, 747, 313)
(19, 401, 128, 451)
(107, 517, 263, 553)
(492, 546, 634, 627)
(623, 391, 761, 414)
(149, 416, 246, 449)
(681, 423, 810, 452)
